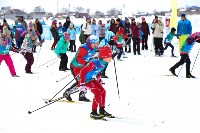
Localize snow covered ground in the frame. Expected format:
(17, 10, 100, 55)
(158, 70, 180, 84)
(1, 16, 200, 133)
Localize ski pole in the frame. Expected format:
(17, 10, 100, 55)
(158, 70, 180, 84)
(113, 58, 120, 99)
(28, 96, 64, 114)
(48, 76, 77, 102)
(34, 45, 42, 69)
(37, 57, 57, 68)
(56, 73, 71, 82)
(191, 47, 200, 73)
(46, 59, 59, 67)
(28, 88, 79, 114)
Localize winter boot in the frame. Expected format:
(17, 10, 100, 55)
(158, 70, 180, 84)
(99, 107, 113, 118)
(12, 74, 20, 77)
(186, 71, 195, 78)
(63, 89, 72, 101)
(79, 91, 90, 102)
(171, 55, 176, 57)
(169, 68, 177, 76)
(90, 110, 104, 120)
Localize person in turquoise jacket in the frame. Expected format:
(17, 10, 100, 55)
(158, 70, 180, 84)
(54, 32, 70, 71)
(67, 24, 76, 52)
(169, 32, 200, 78)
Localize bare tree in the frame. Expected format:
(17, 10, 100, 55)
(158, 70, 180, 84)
(61, 7, 70, 14)
(0, 6, 11, 14)
(94, 10, 104, 18)
(74, 7, 84, 13)
(106, 8, 120, 16)
(33, 6, 45, 12)
(86, 8, 90, 15)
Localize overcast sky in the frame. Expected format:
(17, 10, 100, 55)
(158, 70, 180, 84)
(0, 0, 199, 15)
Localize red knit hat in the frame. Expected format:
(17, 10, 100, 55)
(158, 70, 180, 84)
(142, 17, 145, 21)
(117, 27, 124, 34)
(63, 32, 70, 40)
(98, 46, 112, 59)
(52, 21, 56, 25)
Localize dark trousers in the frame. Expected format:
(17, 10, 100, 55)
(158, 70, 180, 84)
(59, 53, 68, 70)
(171, 54, 191, 75)
(112, 47, 123, 59)
(69, 40, 76, 52)
(154, 37, 163, 54)
(132, 37, 140, 55)
(142, 34, 148, 50)
(24, 52, 34, 73)
(164, 43, 174, 56)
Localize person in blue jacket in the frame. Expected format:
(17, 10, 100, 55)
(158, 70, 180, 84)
(67, 23, 76, 52)
(177, 14, 192, 53)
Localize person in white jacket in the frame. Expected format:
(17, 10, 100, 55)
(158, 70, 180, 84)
(82, 16, 92, 42)
(151, 17, 164, 55)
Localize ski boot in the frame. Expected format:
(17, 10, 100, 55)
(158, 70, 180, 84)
(63, 89, 72, 101)
(99, 107, 113, 118)
(79, 91, 90, 102)
(169, 68, 177, 77)
(90, 110, 104, 120)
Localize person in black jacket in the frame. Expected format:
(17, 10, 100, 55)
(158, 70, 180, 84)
(63, 16, 71, 32)
(124, 18, 132, 53)
(34, 19, 43, 41)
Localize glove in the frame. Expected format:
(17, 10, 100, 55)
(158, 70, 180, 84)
(196, 38, 200, 43)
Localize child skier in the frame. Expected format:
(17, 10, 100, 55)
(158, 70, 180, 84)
(20, 30, 44, 74)
(169, 32, 200, 78)
(0, 26, 19, 77)
(54, 32, 70, 71)
(63, 35, 99, 101)
(79, 46, 113, 120)
(162, 27, 178, 57)
(112, 27, 128, 61)
(67, 23, 76, 52)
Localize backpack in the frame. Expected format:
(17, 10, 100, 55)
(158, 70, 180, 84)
(79, 23, 87, 44)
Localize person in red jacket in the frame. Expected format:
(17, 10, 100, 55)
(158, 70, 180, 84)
(79, 46, 113, 120)
(109, 19, 116, 33)
(63, 35, 99, 101)
(141, 17, 150, 50)
(130, 18, 141, 55)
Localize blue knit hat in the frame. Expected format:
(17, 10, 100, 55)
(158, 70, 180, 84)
(86, 35, 99, 45)
(181, 14, 186, 18)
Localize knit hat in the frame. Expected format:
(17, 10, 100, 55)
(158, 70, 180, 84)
(63, 32, 70, 40)
(3, 19, 7, 23)
(131, 18, 135, 21)
(142, 17, 145, 21)
(29, 30, 36, 37)
(86, 35, 99, 45)
(117, 27, 124, 34)
(3, 26, 11, 35)
(181, 14, 186, 18)
(98, 46, 112, 59)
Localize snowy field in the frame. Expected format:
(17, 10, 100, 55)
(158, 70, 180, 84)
(1, 15, 200, 133)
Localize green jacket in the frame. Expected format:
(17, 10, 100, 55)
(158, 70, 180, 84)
(54, 37, 69, 55)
